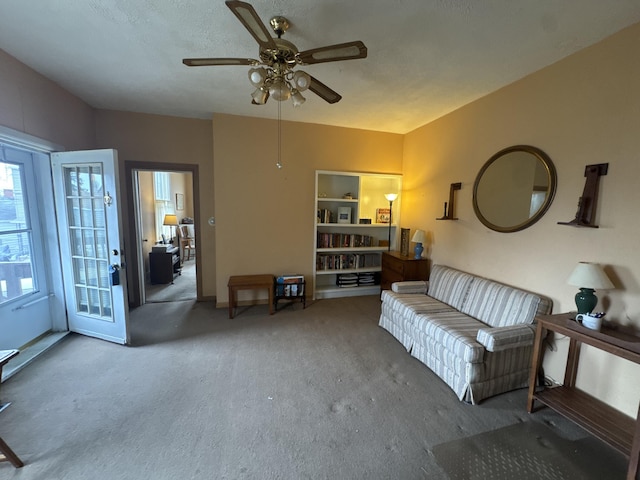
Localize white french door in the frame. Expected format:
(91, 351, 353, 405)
(51, 149, 130, 344)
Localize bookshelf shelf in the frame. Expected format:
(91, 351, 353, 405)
(313, 170, 402, 300)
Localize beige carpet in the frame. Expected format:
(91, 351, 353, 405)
(0, 296, 626, 479)
(145, 258, 196, 303)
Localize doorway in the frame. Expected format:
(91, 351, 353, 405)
(124, 161, 201, 308)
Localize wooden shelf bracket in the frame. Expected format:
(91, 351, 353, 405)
(437, 182, 461, 220)
(558, 163, 608, 228)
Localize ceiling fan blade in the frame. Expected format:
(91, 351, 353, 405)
(183, 58, 258, 67)
(225, 1, 277, 51)
(297, 41, 367, 65)
(308, 76, 342, 104)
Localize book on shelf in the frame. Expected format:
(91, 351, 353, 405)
(317, 209, 332, 223)
(316, 232, 376, 249)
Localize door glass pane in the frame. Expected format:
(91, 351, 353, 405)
(62, 165, 113, 321)
(0, 161, 37, 305)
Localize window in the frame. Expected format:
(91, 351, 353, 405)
(0, 157, 37, 304)
(153, 172, 174, 241)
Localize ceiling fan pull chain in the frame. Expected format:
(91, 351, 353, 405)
(276, 100, 283, 169)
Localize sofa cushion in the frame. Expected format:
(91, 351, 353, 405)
(476, 324, 536, 352)
(459, 277, 541, 328)
(381, 290, 455, 326)
(427, 265, 475, 311)
(413, 311, 486, 363)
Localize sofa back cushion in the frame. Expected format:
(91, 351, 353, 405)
(459, 277, 543, 328)
(427, 265, 475, 311)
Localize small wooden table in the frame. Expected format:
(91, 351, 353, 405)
(527, 313, 640, 480)
(227, 274, 275, 319)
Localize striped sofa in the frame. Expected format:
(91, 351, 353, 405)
(379, 264, 552, 404)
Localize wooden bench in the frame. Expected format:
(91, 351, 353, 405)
(227, 274, 275, 319)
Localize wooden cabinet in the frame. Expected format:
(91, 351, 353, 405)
(380, 251, 429, 291)
(527, 313, 640, 479)
(149, 246, 181, 284)
(313, 171, 402, 300)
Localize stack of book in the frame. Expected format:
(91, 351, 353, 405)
(357, 272, 378, 286)
(336, 273, 358, 288)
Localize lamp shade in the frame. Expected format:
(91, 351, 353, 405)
(567, 262, 614, 290)
(163, 214, 179, 226)
(411, 229, 426, 244)
(384, 193, 398, 202)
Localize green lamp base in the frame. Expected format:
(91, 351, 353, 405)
(575, 287, 597, 314)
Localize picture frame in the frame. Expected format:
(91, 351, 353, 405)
(175, 193, 184, 211)
(376, 208, 390, 224)
(400, 228, 410, 256)
(337, 206, 352, 224)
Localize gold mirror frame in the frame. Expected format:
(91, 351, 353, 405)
(472, 145, 557, 233)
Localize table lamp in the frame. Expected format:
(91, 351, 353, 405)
(384, 193, 398, 251)
(411, 229, 426, 259)
(567, 261, 614, 315)
(163, 214, 179, 243)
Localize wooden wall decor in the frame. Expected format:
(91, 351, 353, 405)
(558, 163, 608, 228)
(437, 182, 462, 220)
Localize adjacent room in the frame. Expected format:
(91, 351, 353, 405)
(0, 1, 639, 478)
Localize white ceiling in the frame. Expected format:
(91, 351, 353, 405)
(1, 1, 639, 134)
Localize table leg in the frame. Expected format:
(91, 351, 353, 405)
(228, 287, 235, 319)
(0, 436, 24, 468)
(564, 338, 581, 387)
(527, 322, 546, 413)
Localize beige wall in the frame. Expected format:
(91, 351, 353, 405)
(94, 110, 215, 297)
(212, 114, 404, 305)
(402, 22, 640, 416)
(0, 49, 95, 150)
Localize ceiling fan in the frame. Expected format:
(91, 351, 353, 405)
(183, 0, 367, 106)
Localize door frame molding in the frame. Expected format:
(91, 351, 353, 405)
(123, 161, 201, 307)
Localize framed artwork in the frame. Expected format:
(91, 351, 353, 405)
(175, 193, 184, 211)
(337, 206, 352, 224)
(376, 208, 390, 223)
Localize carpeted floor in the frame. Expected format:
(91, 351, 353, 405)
(432, 420, 626, 479)
(0, 295, 627, 479)
(145, 258, 196, 303)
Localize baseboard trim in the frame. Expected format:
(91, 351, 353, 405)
(2, 331, 70, 382)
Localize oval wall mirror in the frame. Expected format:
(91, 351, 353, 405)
(472, 145, 557, 233)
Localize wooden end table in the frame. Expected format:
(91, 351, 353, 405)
(227, 274, 275, 319)
(527, 313, 640, 480)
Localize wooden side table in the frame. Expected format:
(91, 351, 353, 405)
(227, 274, 275, 319)
(380, 251, 429, 291)
(527, 313, 640, 480)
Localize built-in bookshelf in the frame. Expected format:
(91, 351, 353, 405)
(313, 170, 402, 299)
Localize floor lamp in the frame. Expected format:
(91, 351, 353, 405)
(384, 193, 398, 251)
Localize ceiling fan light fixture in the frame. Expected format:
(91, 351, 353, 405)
(269, 77, 291, 101)
(248, 67, 267, 87)
(251, 87, 269, 104)
(292, 70, 311, 91)
(291, 89, 306, 107)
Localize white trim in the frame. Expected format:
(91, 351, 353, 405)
(0, 124, 64, 153)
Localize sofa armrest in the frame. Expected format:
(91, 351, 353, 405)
(476, 324, 536, 352)
(391, 281, 429, 294)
